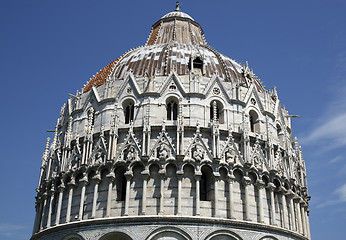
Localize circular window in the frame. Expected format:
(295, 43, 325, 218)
(126, 87, 132, 94)
(213, 87, 220, 95)
(169, 85, 177, 91)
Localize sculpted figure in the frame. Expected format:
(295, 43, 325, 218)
(158, 144, 168, 159)
(126, 146, 136, 162)
(225, 148, 236, 164)
(94, 151, 103, 164)
(254, 155, 262, 169)
(193, 147, 204, 161)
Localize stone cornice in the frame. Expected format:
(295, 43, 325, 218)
(31, 216, 308, 240)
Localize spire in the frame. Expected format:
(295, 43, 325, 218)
(175, 1, 181, 11)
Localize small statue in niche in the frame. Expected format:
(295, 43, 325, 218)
(225, 148, 236, 164)
(158, 144, 168, 159)
(94, 151, 104, 164)
(193, 146, 204, 161)
(125, 146, 136, 162)
(273, 150, 281, 170)
(52, 149, 61, 175)
(254, 155, 262, 169)
(277, 161, 284, 175)
(70, 155, 79, 170)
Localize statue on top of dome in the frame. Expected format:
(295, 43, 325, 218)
(175, 2, 180, 12)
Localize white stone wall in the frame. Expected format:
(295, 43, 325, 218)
(33, 72, 310, 240)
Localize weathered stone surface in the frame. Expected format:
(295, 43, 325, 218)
(32, 4, 310, 240)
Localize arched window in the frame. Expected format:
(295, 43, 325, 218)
(100, 232, 132, 240)
(167, 100, 178, 120)
(200, 166, 212, 201)
(210, 101, 224, 123)
(115, 167, 127, 201)
(124, 101, 134, 124)
(200, 171, 208, 201)
(189, 56, 204, 75)
(276, 124, 282, 137)
(249, 110, 259, 133)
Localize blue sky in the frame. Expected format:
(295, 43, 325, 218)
(0, 0, 345, 239)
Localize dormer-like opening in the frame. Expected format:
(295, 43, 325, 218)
(210, 100, 224, 123)
(166, 97, 178, 120)
(189, 57, 204, 75)
(200, 165, 213, 201)
(123, 99, 135, 124)
(249, 110, 260, 133)
(276, 123, 284, 145)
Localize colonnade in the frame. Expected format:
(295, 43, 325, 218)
(34, 167, 310, 240)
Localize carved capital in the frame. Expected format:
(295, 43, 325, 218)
(79, 176, 89, 185)
(67, 179, 77, 187)
(228, 174, 236, 183)
(242, 176, 251, 186)
(106, 172, 116, 181)
(58, 184, 66, 193)
(125, 170, 133, 180)
(92, 174, 101, 183)
(141, 170, 150, 180)
(158, 169, 166, 177)
(267, 182, 276, 191)
(285, 189, 295, 198)
(255, 179, 266, 189)
(176, 170, 184, 179)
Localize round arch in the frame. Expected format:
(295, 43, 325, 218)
(205, 230, 242, 240)
(259, 236, 279, 240)
(99, 232, 132, 240)
(62, 233, 85, 240)
(146, 226, 192, 240)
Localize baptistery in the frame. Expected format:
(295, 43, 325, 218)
(32, 3, 311, 240)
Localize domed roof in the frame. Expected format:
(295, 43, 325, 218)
(161, 10, 194, 21)
(161, 2, 194, 21)
(83, 4, 264, 93)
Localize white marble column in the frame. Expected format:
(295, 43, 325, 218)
(107, 133, 113, 160)
(40, 194, 48, 230)
(243, 176, 251, 221)
(228, 174, 235, 219)
(111, 135, 118, 159)
(267, 183, 277, 226)
(32, 199, 42, 234)
(91, 175, 101, 218)
(65, 181, 75, 223)
(78, 177, 88, 220)
(286, 190, 296, 231)
(214, 174, 220, 217)
(82, 142, 87, 165)
(124, 171, 132, 216)
(256, 180, 266, 223)
(281, 189, 289, 229)
(195, 173, 201, 216)
(158, 170, 166, 215)
(55, 184, 65, 225)
(141, 170, 150, 215)
(177, 171, 183, 215)
(295, 196, 303, 234)
(301, 201, 307, 236)
(306, 209, 311, 240)
(46, 189, 55, 228)
(106, 172, 115, 217)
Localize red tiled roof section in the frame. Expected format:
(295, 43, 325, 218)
(83, 58, 120, 93)
(147, 25, 160, 46)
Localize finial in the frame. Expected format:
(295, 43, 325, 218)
(162, 120, 166, 132)
(175, 1, 181, 11)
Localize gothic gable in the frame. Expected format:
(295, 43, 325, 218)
(149, 124, 176, 161)
(184, 124, 213, 162)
